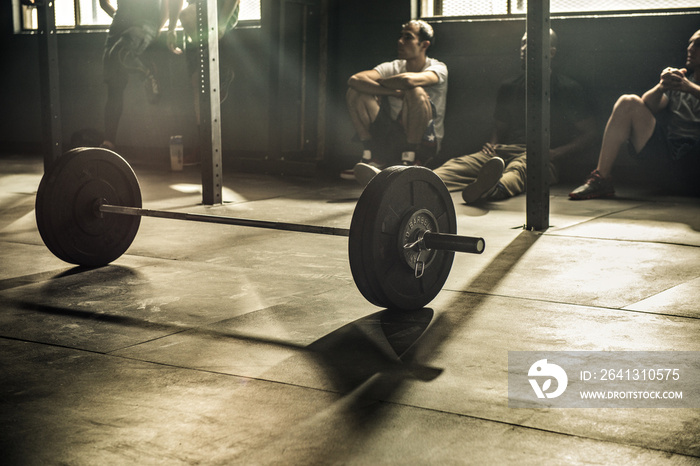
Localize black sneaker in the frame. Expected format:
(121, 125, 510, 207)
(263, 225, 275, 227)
(462, 157, 505, 204)
(569, 170, 615, 200)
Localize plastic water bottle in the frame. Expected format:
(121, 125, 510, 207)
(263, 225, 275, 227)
(170, 135, 184, 171)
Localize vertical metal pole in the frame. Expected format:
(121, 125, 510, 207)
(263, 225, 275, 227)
(197, 0, 223, 205)
(316, 0, 329, 161)
(525, 1, 551, 231)
(37, 0, 62, 170)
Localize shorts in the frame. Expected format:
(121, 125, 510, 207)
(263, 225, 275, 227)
(631, 121, 700, 162)
(103, 20, 158, 87)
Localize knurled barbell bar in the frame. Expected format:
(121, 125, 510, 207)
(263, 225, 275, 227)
(35, 147, 485, 311)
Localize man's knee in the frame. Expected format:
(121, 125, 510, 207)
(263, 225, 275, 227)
(613, 94, 646, 115)
(346, 87, 360, 106)
(346, 87, 378, 110)
(403, 86, 430, 107)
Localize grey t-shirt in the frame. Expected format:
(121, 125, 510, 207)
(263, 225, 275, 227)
(374, 57, 448, 142)
(666, 76, 700, 142)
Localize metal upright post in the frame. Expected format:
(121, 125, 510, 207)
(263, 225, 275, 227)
(37, 0, 62, 170)
(525, 1, 551, 231)
(197, 0, 223, 205)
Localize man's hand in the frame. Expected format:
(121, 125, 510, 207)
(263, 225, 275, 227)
(167, 30, 183, 55)
(660, 67, 699, 96)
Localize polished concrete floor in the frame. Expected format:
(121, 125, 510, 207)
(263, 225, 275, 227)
(1, 153, 699, 465)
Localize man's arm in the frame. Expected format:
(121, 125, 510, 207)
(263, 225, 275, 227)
(642, 84, 670, 115)
(166, 0, 184, 55)
(219, 0, 240, 39)
(378, 70, 439, 90)
(99, 0, 116, 18)
(549, 116, 597, 161)
(640, 66, 699, 113)
(347, 69, 403, 97)
(490, 120, 506, 145)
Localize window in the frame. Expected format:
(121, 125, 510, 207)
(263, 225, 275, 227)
(18, 0, 261, 31)
(422, 0, 700, 17)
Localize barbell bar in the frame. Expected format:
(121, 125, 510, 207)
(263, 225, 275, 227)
(35, 147, 485, 311)
(96, 203, 485, 256)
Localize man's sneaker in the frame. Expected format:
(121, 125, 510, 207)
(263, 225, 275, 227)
(340, 150, 375, 180)
(353, 162, 382, 187)
(461, 157, 505, 204)
(569, 170, 615, 200)
(144, 67, 160, 104)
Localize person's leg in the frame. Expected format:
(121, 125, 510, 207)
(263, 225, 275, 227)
(102, 32, 129, 148)
(103, 82, 126, 147)
(596, 94, 657, 178)
(346, 88, 381, 143)
(400, 87, 433, 146)
(495, 146, 528, 197)
(399, 86, 434, 165)
(570, 94, 656, 199)
(342, 88, 386, 179)
(434, 148, 492, 191)
(218, 0, 240, 38)
(108, 26, 160, 104)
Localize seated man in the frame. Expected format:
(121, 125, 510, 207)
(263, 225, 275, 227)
(341, 20, 448, 181)
(434, 29, 597, 203)
(569, 28, 700, 200)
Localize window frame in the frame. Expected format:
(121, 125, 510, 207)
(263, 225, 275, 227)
(14, 0, 261, 34)
(420, 0, 700, 21)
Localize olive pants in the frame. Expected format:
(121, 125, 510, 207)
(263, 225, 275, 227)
(434, 143, 558, 197)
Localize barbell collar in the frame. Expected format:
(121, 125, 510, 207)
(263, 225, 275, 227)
(421, 231, 485, 255)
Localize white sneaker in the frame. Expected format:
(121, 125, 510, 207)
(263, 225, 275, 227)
(354, 162, 382, 187)
(340, 150, 374, 180)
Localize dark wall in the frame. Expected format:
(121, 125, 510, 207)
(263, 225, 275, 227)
(325, 7, 700, 181)
(1, 1, 699, 184)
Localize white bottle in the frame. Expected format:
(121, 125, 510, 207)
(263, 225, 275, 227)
(170, 135, 184, 171)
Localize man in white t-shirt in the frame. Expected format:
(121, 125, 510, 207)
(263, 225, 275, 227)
(341, 20, 448, 182)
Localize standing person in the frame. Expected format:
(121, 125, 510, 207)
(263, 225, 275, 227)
(341, 20, 448, 181)
(569, 29, 700, 200)
(100, 0, 183, 150)
(431, 29, 597, 203)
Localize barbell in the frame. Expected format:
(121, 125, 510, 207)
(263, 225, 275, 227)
(35, 147, 485, 311)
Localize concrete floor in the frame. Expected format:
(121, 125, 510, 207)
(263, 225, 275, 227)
(1, 153, 699, 465)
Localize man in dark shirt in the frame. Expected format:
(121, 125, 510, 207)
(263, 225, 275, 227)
(569, 28, 700, 200)
(434, 29, 597, 204)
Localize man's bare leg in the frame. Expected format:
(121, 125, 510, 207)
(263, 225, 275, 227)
(346, 87, 380, 142)
(401, 86, 432, 146)
(569, 94, 657, 200)
(596, 94, 657, 178)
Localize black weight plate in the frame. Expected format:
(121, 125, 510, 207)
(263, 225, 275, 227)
(349, 166, 456, 311)
(35, 147, 142, 267)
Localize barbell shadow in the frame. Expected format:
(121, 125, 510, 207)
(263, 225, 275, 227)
(399, 231, 542, 366)
(12, 294, 442, 394)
